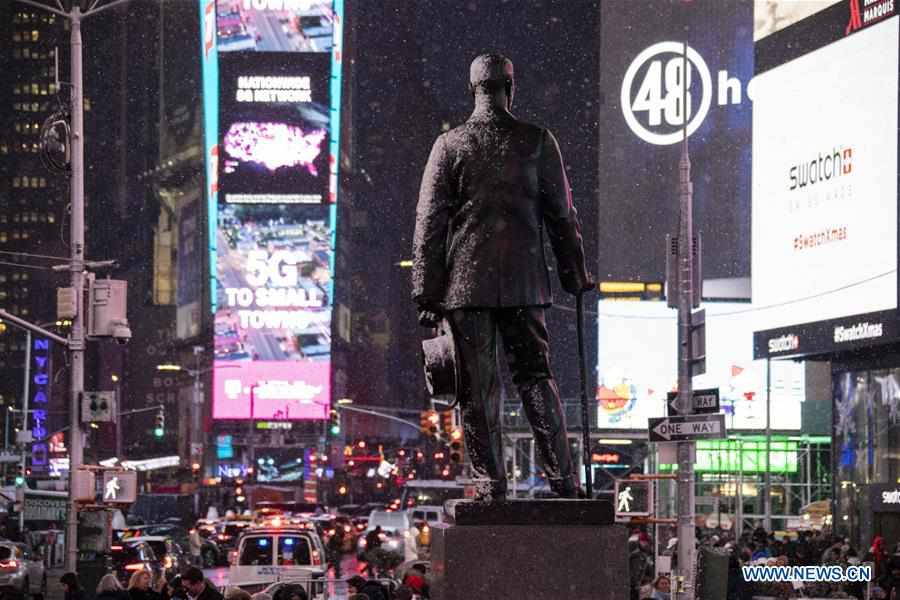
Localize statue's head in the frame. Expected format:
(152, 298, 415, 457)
(469, 53, 514, 110)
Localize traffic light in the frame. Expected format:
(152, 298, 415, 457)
(14, 465, 24, 487)
(441, 410, 456, 434)
(329, 409, 341, 435)
(449, 429, 464, 463)
(420, 410, 439, 437)
(154, 408, 165, 438)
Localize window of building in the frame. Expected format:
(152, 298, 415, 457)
(23, 48, 30, 59)
(13, 33, 20, 42)
(12, 178, 20, 188)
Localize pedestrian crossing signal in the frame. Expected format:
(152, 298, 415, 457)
(614, 479, 653, 520)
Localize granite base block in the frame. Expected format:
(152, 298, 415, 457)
(431, 512, 628, 600)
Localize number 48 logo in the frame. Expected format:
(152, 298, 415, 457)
(621, 42, 746, 146)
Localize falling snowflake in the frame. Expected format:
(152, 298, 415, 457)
(875, 374, 900, 423)
(224, 122, 326, 175)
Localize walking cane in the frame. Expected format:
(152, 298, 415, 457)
(576, 291, 593, 499)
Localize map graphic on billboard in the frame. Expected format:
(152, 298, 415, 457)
(219, 53, 331, 205)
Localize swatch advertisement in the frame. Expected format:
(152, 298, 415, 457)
(752, 13, 898, 348)
(597, 300, 804, 431)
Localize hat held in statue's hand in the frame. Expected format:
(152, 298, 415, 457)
(421, 319, 459, 399)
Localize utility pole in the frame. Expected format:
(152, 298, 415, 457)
(16, 0, 132, 573)
(675, 39, 696, 599)
(66, 5, 86, 575)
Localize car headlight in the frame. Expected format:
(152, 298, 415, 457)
(387, 540, 399, 549)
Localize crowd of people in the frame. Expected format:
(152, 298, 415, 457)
(628, 526, 900, 600)
(58, 564, 425, 600)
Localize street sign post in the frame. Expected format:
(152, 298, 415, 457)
(666, 388, 720, 416)
(648, 414, 726, 443)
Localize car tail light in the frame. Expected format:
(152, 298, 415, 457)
(344, 526, 351, 533)
(164, 557, 174, 569)
(0, 560, 18, 570)
(311, 550, 321, 566)
(228, 550, 237, 566)
(124, 563, 145, 571)
(111, 546, 123, 551)
(360, 538, 367, 548)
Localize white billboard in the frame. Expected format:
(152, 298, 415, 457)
(597, 301, 803, 431)
(751, 17, 898, 334)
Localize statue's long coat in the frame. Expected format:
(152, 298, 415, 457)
(412, 105, 590, 309)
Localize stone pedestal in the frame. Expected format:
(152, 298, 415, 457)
(431, 500, 628, 600)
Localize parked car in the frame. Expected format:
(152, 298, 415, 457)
(108, 540, 162, 586)
(126, 536, 185, 580)
(0, 542, 45, 600)
(228, 526, 326, 590)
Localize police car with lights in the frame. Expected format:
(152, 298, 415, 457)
(228, 518, 327, 591)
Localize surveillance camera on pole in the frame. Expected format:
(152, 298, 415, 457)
(87, 278, 131, 344)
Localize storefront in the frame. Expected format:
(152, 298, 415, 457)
(829, 353, 900, 550)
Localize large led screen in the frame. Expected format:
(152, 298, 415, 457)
(219, 53, 331, 205)
(213, 203, 331, 419)
(752, 16, 898, 336)
(598, 1, 753, 283)
(217, 0, 334, 53)
(207, 0, 342, 421)
(597, 301, 804, 430)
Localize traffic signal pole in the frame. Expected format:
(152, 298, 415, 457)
(67, 6, 86, 574)
(15, 0, 132, 572)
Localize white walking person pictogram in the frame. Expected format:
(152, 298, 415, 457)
(104, 476, 121, 500)
(617, 485, 634, 513)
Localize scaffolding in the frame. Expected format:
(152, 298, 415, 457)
(502, 399, 831, 533)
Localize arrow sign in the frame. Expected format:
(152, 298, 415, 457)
(648, 413, 726, 442)
(666, 388, 720, 416)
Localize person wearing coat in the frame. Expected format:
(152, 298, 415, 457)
(412, 53, 593, 501)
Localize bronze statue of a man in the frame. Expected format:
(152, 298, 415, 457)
(412, 53, 593, 501)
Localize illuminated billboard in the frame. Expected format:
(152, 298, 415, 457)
(752, 8, 898, 358)
(213, 203, 331, 419)
(217, 0, 334, 53)
(597, 300, 804, 431)
(219, 53, 331, 204)
(202, 0, 343, 420)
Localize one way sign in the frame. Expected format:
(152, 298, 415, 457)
(648, 414, 726, 442)
(666, 388, 720, 416)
